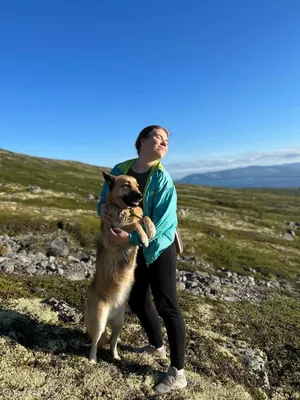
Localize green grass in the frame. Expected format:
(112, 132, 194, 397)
(0, 196, 97, 211)
(0, 148, 110, 195)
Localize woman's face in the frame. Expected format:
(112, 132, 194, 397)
(141, 128, 169, 160)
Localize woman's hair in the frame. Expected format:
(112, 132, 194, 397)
(135, 125, 170, 155)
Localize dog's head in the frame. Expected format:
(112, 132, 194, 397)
(102, 171, 143, 208)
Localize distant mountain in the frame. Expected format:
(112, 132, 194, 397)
(177, 163, 300, 188)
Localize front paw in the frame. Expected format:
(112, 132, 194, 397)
(140, 234, 149, 247)
(143, 217, 156, 239)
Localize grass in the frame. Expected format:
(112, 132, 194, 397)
(1, 148, 300, 399)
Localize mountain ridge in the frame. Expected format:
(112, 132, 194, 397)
(177, 162, 300, 188)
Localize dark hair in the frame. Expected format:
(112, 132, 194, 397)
(135, 125, 170, 155)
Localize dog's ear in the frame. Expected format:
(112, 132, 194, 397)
(102, 172, 116, 190)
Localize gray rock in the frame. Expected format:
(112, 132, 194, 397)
(0, 262, 14, 274)
(87, 194, 95, 200)
(26, 265, 37, 275)
(280, 232, 294, 240)
(47, 263, 57, 272)
(27, 185, 42, 193)
(223, 296, 237, 302)
(185, 280, 198, 289)
(248, 276, 255, 285)
(197, 271, 210, 279)
(64, 270, 86, 281)
(43, 298, 82, 324)
(287, 229, 296, 237)
(68, 255, 80, 263)
(177, 282, 186, 291)
(177, 208, 186, 217)
(47, 238, 69, 257)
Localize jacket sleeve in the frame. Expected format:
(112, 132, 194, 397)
(96, 165, 122, 216)
(129, 173, 177, 246)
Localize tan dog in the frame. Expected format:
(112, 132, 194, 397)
(84, 172, 156, 362)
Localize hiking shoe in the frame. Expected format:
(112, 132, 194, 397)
(132, 344, 167, 358)
(154, 366, 187, 394)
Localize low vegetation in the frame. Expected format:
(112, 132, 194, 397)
(0, 149, 300, 399)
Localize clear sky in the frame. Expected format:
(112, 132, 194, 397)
(1, 0, 300, 178)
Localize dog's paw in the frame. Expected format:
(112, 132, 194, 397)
(143, 217, 156, 239)
(141, 236, 149, 247)
(146, 224, 156, 239)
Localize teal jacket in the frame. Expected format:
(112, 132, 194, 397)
(97, 158, 178, 264)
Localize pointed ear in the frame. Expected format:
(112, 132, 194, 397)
(102, 172, 116, 190)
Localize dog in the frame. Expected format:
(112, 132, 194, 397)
(84, 172, 156, 362)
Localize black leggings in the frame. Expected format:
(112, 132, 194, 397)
(128, 241, 186, 370)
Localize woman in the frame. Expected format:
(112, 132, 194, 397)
(97, 125, 187, 394)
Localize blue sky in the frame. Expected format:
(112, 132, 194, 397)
(1, 0, 300, 179)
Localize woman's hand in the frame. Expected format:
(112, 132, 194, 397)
(101, 203, 130, 245)
(108, 227, 130, 246)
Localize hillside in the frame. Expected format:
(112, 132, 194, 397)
(0, 148, 110, 195)
(1, 149, 300, 399)
(177, 162, 300, 188)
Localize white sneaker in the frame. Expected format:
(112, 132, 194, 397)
(154, 366, 187, 394)
(132, 344, 167, 358)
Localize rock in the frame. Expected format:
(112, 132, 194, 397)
(47, 238, 69, 257)
(27, 185, 42, 193)
(223, 296, 237, 302)
(0, 262, 14, 274)
(286, 221, 294, 227)
(248, 276, 255, 285)
(47, 263, 57, 272)
(197, 271, 210, 280)
(242, 349, 270, 388)
(64, 270, 86, 281)
(287, 229, 296, 237)
(42, 298, 82, 324)
(87, 194, 95, 200)
(176, 282, 186, 291)
(209, 231, 225, 239)
(26, 265, 37, 275)
(280, 232, 294, 240)
(68, 255, 80, 263)
(186, 280, 198, 289)
(177, 208, 186, 217)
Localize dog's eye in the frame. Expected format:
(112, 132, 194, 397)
(123, 183, 131, 188)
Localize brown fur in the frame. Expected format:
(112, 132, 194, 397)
(84, 172, 155, 362)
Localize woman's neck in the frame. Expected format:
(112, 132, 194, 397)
(132, 157, 158, 173)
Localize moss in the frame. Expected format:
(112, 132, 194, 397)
(0, 275, 89, 311)
(0, 211, 100, 249)
(213, 295, 300, 397)
(0, 212, 58, 236)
